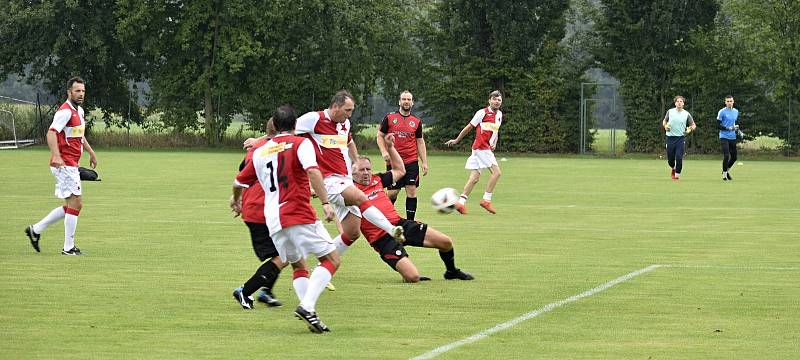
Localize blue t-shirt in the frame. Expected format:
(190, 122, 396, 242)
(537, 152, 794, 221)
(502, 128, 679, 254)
(717, 107, 739, 140)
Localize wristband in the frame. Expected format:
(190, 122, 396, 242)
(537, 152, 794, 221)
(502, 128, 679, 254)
(321, 202, 330, 205)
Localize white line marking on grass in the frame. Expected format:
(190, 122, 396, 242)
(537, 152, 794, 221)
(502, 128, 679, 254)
(410, 264, 664, 360)
(668, 264, 800, 271)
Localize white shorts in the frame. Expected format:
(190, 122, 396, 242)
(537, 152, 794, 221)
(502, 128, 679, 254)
(272, 222, 336, 263)
(324, 175, 362, 221)
(50, 166, 82, 199)
(465, 150, 499, 172)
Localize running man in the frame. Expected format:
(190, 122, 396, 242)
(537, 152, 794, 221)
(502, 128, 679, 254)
(662, 95, 697, 181)
(717, 95, 740, 181)
(445, 90, 504, 214)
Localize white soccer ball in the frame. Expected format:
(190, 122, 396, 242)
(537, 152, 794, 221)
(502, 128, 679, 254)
(431, 187, 459, 214)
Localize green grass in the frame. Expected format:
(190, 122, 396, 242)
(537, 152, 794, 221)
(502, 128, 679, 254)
(1, 148, 799, 359)
(591, 129, 785, 155)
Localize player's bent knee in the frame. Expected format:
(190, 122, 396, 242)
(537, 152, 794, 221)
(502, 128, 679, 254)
(396, 258, 420, 283)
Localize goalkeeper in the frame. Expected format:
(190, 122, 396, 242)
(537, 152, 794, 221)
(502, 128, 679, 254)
(716, 95, 740, 181)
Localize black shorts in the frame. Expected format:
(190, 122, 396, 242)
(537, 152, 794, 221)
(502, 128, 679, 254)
(370, 219, 428, 269)
(245, 222, 278, 262)
(386, 161, 420, 190)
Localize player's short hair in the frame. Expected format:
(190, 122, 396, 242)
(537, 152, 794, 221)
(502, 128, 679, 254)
(489, 90, 502, 99)
(400, 90, 413, 99)
(674, 95, 685, 102)
(356, 155, 371, 164)
(725, 95, 734, 100)
(67, 76, 85, 90)
(271, 105, 297, 132)
(330, 90, 354, 107)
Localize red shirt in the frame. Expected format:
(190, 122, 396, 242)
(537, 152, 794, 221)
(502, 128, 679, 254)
(469, 107, 503, 150)
(295, 110, 353, 177)
(240, 138, 269, 224)
(379, 112, 423, 164)
(49, 101, 86, 166)
(355, 173, 401, 243)
(235, 134, 319, 234)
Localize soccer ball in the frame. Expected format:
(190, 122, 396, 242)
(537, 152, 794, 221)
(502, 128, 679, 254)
(431, 187, 459, 214)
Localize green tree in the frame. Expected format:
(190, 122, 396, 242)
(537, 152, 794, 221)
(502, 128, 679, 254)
(417, 0, 584, 152)
(595, 0, 719, 153)
(723, 0, 800, 153)
(116, 0, 268, 145)
(0, 1, 141, 126)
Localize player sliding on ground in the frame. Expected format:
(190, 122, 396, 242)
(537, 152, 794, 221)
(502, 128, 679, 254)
(351, 133, 473, 282)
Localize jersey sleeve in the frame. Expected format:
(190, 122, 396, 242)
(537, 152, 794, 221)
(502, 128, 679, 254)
(415, 120, 423, 138)
(297, 138, 319, 171)
(295, 111, 318, 135)
(379, 172, 394, 188)
(234, 159, 258, 188)
(379, 115, 390, 134)
(50, 109, 71, 132)
(469, 109, 485, 127)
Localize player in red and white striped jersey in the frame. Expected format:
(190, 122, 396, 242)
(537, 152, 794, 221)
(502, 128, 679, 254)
(293, 90, 404, 256)
(232, 106, 338, 333)
(25, 77, 98, 256)
(445, 90, 504, 215)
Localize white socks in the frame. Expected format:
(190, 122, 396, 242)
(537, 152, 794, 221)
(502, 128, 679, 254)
(33, 206, 65, 234)
(458, 195, 467, 205)
(64, 213, 78, 251)
(293, 276, 309, 301)
(483, 192, 493, 201)
(300, 266, 333, 313)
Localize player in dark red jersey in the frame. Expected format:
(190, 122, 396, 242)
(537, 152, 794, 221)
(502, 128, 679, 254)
(25, 77, 98, 256)
(445, 90, 504, 215)
(232, 106, 339, 333)
(353, 134, 473, 282)
(376, 90, 428, 221)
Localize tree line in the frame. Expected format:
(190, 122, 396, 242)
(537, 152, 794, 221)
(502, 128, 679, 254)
(1, 0, 797, 153)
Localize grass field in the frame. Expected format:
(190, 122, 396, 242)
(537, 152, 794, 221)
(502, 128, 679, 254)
(1, 148, 799, 359)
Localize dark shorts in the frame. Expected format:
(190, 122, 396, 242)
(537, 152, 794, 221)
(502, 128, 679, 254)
(386, 161, 420, 190)
(370, 219, 427, 269)
(245, 222, 278, 262)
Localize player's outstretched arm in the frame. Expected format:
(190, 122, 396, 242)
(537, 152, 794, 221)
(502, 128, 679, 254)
(377, 130, 390, 163)
(445, 124, 474, 146)
(243, 135, 269, 149)
(384, 133, 406, 183)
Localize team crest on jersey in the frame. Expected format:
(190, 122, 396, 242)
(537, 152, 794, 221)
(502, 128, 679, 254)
(392, 118, 398, 124)
(409, 121, 415, 127)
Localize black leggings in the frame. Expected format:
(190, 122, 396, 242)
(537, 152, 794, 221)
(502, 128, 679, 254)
(666, 136, 686, 174)
(720, 139, 737, 172)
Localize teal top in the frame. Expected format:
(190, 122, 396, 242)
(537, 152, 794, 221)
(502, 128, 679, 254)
(664, 108, 693, 137)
